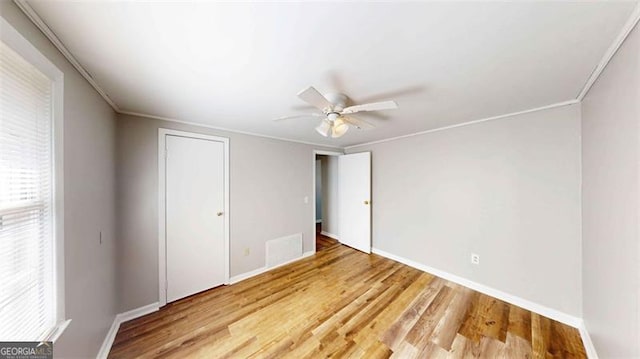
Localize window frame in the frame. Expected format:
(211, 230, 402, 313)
(1, 16, 67, 341)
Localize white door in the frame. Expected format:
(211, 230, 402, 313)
(338, 152, 371, 253)
(166, 135, 225, 302)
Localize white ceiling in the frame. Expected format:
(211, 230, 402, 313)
(26, 1, 637, 147)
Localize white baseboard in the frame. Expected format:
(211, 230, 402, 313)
(96, 318, 119, 359)
(229, 265, 268, 284)
(229, 250, 315, 284)
(117, 302, 160, 323)
(578, 320, 599, 359)
(371, 248, 582, 328)
(96, 302, 160, 359)
(320, 231, 339, 240)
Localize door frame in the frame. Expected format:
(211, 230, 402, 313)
(158, 128, 230, 307)
(312, 150, 344, 252)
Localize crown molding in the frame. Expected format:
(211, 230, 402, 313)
(119, 110, 343, 149)
(577, 2, 640, 101)
(345, 100, 579, 150)
(13, 0, 120, 111)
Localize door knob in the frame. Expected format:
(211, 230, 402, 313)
(364, 200, 369, 205)
(217, 212, 224, 216)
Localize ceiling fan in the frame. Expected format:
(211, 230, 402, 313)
(275, 86, 398, 138)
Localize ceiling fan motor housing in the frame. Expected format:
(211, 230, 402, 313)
(326, 112, 340, 121)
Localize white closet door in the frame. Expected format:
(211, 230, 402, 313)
(166, 135, 225, 302)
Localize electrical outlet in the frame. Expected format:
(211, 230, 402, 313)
(303, 196, 309, 204)
(471, 253, 480, 265)
(244, 247, 250, 256)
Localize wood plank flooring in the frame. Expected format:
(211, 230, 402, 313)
(109, 244, 586, 358)
(316, 223, 339, 252)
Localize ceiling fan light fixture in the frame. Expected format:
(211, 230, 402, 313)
(315, 119, 332, 137)
(279, 85, 398, 139)
(331, 117, 349, 138)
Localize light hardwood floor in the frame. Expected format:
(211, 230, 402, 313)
(316, 223, 339, 252)
(109, 244, 586, 358)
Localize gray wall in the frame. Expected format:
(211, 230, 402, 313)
(347, 104, 582, 316)
(0, 3, 118, 358)
(582, 22, 640, 358)
(116, 114, 337, 312)
(320, 155, 340, 237)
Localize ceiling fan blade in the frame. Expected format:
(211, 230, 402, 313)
(341, 115, 375, 130)
(341, 100, 398, 114)
(274, 113, 322, 122)
(297, 86, 333, 112)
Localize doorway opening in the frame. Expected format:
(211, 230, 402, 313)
(314, 150, 342, 252)
(313, 150, 372, 254)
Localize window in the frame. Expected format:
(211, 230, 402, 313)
(0, 18, 65, 342)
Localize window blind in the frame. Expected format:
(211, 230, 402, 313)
(0, 40, 55, 341)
